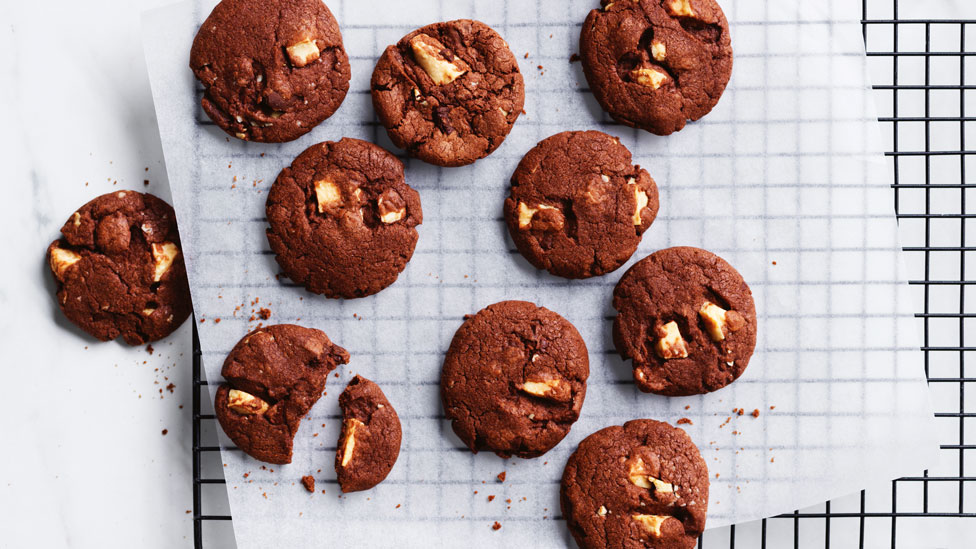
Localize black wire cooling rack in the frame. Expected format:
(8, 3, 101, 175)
(192, 0, 976, 546)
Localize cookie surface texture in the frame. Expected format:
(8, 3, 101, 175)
(266, 138, 422, 298)
(371, 19, 525, 167)
(335, 375, 402, 493)
(504, 130, 659, 279)
(47, 191, 191, 345)
(580, 0, 733, 135)
(190, 0, 351, 142)
(441, 300, 589, 458)
(561, 419, 709, 549)
(612, 246, 757, 396)
(214, 324, 350, 464)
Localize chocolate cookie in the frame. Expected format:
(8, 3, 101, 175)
(504, 131, 659, 279)
(441, 301, 589, 458)
(266, 138, 422, 298)
(46, 191, 191, 345)
(561, 419, 709, 549)
(580, 0, 733, 135)
(190, 0, 350, 142)
(335, 375, 402, 493)
(371, 19, 525, 167)
(613, 247, 757, 396)
(214, 324, 349, 464)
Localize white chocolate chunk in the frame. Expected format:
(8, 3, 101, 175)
(655, 321, 688, 359)
(377, 196, 406, 224)
(699, 301, 729, 342)
(631, 67, 668, 89)
(633, 514, 671, 537)
(314, 180, 342, 212)
(411, 34, 467, 85)
(651, 40, 667, 61)
(340, 418, 365, 467)
(49, 247, 81, 280)
(227, 389, 269, 415)
(151, 242, 179, 282)
(633, 186, 649, 225)
(517, 202, 557, 229)
(287, 38, 321, 68)
(667, 0, 696, 17)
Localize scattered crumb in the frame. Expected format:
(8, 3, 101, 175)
(259, 308, 271, 320)
(301, 476, 315, 493)
(396, 504, 401, 509)
(186, 510, 191, 514)
(492, 522, 501, 531)
(488, 495, 495, 502)
(524, 52, 529, 58)
(770, 405, 776, 410)
(146, 344, 154, 355)
(570, 53, 580, 63)
(214, 318, 221, 324)
(770, 457, 775, 463)
(733, 408, 744, 416)
(677, 418, 693, 425)
(161, 429, 168, 436)
(537, 65, 543, 70)
(751, 409, 760, 418)
(143, 180, 149, 186)
(166, 383, 175, 393)
(497, 471, 506, 482)
(771, 261, 777, 265)
(715, 473, 720, 478)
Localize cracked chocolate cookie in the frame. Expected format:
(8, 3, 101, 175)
(46, 191, 191, 345)
(190, 0, 350, 142)
(580, 0, 733, 135)
(335, 375, 401, 493)
(214, 324, 349, 464)
(504, 131, 659, 279)
(613, 247, 757, 396)
(561, 419, 709, 549)
(441, 300, 589, 459)
(371, 19, 525, 167)
(266, 138, 422, 298)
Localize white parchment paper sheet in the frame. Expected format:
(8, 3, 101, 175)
(144, 0, 940, 546)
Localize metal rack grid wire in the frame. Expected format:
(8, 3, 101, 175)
(192, 0, 976, 546)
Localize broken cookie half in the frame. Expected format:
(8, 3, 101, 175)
(335, 375, 402, 492)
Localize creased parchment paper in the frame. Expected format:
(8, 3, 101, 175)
(143, 0, 939, 546)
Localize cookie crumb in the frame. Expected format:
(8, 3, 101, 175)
(569, 53, 580, 62)
(497, 471, 506, 482)
(488, 495, 495, 501)
(146, 344, 154, 355)
(524, 52, 529, 58)
(143, 180, 150, 186)
(166, 383, 175, 393)
(259, 308, 271, 320)
(161, 429, 168, 436)
(301, 475, 315, 493)
(492, 522, 501, 531)
(677, 418, 693, 425)
(751, 409, 760, 418)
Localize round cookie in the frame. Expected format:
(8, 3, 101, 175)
(441, 300, 589, 458)
(561, 419, 709, 549)
(215, 324, 350, 464)
(612, 247, 757, 396)
(46, 191, 191, 345)
(504, 131, 659, 279)
(265, 138, 422, 299)
(580, 0, 733, 135)
(190, 0, 350, 142)
(335, 375, 402, 493)
(371, 19, 525, 167)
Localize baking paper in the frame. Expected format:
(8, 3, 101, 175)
(143, 0, 940, 546)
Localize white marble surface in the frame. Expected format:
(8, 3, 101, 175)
(0, 1, 974, 548)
